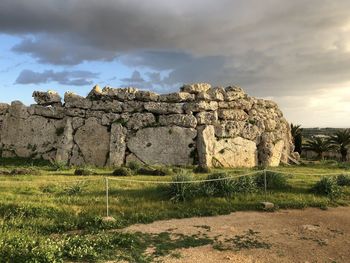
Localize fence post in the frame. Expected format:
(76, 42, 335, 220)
(263, 169, 267, 202)
(105, 177, 109, 218)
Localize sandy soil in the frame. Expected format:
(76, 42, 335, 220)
(125, 207, 350, 263)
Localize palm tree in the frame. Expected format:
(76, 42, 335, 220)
(291, 124, 303, 154)
(303, 136, 334, 160)
(329, 129, 350, 162)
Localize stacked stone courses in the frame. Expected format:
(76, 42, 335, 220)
(0, 83, 294, 167)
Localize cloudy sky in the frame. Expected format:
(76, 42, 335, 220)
(0, 0, 349, 127)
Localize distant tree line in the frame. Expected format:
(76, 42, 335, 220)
(291, 124, 350, 162)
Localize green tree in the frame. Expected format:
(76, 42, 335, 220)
(291, 123, 303, 154)
(329, 129, 350, 162)
(303, 137, 334, 160)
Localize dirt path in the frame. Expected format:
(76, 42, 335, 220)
(125, 207, 350, 263)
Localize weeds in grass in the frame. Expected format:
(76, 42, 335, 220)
(74, 168, 96, 176)
(312, 177, 342, 200)
(112, 167, 133, 176)
(255, 171, 289, 190)
(336, 174, 350, 186)
(169, 170, 196, 202)
(63, 183, 85, 195)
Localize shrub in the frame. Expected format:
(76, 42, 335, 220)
(126, 161, 142, 171)
(255, 171, 289, 190)
(201, 173, 257, 197)
(169, 170, 196, 202)
(63, 183, 85, 195)
(137, 166, 173, 176)
(231, 176, 258, 194)
(112, 167, 133, 176)
(312, 177, 342, 199)
(193, 166, 211, 174)
(74, 168, 95, 176)
(201, 173, 234, 197)
(336, 174, 350, 186)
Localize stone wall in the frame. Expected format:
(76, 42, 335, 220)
(0, 83, 294, 167)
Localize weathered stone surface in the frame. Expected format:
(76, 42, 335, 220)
(184, 101, 218, 113)
(74, 118, 110, 166)
(224, 86, 246, 101)
(72, 117, 85, 130)
(126, 113, 156, 130)
(144, 102, 183, 114)
(197, 125, 216, 167)
(135, 90, 159, 101)
(1, 115, 64, 157)
(0, 103, 10, 115)
(9, 101, 29, 119)
(103, 87, 138, 100)
(258, 132, 286, 167)
(32, 90, 62, 106)
(56, 118, 74, 164)
(0, 83, 293, 168)
(197, 127, 257, 168)
(70, 144, 85, 166)
(196, 111, 218, 125)
(127, 126, 197, 165)
(91, 100, 123, 112)
(218, 99, 253, 110)
(159, 114, 197, 128)
(218, 109, 248, 121)
(213, 137, 258, 168)
(181, 83, 211, 94)
(29, 105, 65, 119)
(196, 87, 225, 101)
(109, 123, 127, 166)
(87, 85, 103, 100)
(86, 110, 105, 119)
(64, 92, 92, 109)
(65, 108, 86, 118)
(125, 153, 145, 165)
(122, 101, 144, 112)
(101, 113, 120, 126)
(159, 92, 195, 102)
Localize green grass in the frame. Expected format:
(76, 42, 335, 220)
(0, 157, 350, 262)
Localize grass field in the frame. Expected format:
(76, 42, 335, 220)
(0, 158, 350, 262)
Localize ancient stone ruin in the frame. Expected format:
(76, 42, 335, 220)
(0, 83, 295, 167)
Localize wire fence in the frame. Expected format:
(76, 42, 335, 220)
(1, 154, 350, 218)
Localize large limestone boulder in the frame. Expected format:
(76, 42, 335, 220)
(197, 125, 257, 168)
(109, 123, 127, 166)
(144, 102, 183, 114)
(159, 92, 195, 102)
(0, 103, 10, 115)
(127, 126, 197, 165)
(64, 92, 92, 109)
(159, 114, 197, 128)
(1, 115, 64, 158)
(74, 118, 110, 166)
(126, 113, 156, 130)
(32, 90, 62, 106)
(102, 87, 138, 101)
(29, 105, 65, 119)
(211, 137, 258, 168)
(56, 118, 74, 164)
(181, 83, 211, 94)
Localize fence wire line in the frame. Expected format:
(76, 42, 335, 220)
(1, 170, 349, 185)
(265, 169, 350, 176)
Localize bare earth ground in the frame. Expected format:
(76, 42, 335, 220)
(125, 207, 350, 263)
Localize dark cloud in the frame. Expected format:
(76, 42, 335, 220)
(16, 69, 98, 86)
(1, 0, 350, 99)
